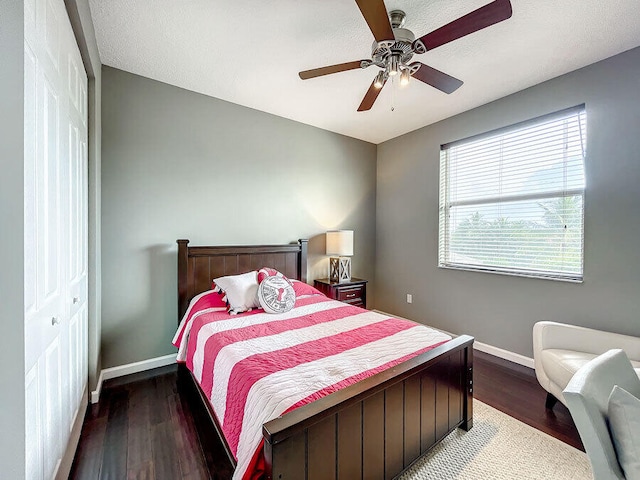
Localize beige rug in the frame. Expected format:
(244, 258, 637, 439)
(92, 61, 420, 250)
(400, 401, 593, 480)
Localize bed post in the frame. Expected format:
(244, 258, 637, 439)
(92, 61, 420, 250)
(298, 239, 308, 283)
(177, 239, 190, 321)
(462, 344, 474, 431)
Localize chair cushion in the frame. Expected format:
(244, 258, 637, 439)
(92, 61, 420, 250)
(563, 350, 640, 480)
(542, 349, 640, 390)
(609, 385, 640, 480)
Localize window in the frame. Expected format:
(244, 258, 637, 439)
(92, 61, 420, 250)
(439, 106, 586, 281)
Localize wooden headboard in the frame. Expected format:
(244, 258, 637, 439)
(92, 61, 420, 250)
(177, 239, 308, 322)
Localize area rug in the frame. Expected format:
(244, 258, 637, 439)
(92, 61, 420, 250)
(400, 401, 593, 480)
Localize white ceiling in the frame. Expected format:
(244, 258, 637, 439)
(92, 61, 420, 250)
(89, 0, 640, 144)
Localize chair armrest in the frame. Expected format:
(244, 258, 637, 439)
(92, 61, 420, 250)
(533, 321, 640, 360)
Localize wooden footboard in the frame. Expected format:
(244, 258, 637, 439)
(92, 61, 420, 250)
(263, 335, 474, 480)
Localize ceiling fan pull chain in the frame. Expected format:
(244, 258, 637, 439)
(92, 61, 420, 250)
(390, 74, 395, 112)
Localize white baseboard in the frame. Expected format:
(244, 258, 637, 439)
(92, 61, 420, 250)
(90, 353, 176, 404)
(373, 309, 534, 369)
(90, 371, 104, 404)
(90, 318, 536, 403)
(474, 341, 534, 369)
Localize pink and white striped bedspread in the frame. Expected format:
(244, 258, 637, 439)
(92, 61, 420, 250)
(173, 290, 451, 480)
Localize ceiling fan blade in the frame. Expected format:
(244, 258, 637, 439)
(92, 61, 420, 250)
(358, 78, 387, 112)
(299, 60, 366, 80)
(411, 63, 463, 94)
(413, 0, 512, 53)
(355, 0, 395, 43)
(357, 76, 386, 112)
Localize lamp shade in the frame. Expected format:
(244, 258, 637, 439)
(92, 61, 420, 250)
(326, 230, 354, 256)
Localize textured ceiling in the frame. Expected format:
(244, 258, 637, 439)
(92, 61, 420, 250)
(89, 0, 640, 144)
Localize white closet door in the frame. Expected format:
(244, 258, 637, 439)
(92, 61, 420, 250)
(24, 0, 88, 477)
(66, 27, 89, 435)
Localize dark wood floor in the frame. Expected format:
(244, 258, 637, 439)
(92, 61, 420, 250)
(473, 350, 582, 450)
(70, 350, 582, 479)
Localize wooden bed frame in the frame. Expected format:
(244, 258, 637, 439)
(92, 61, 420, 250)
(177, 239, 474, 480)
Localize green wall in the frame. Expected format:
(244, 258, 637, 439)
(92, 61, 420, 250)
(376, 46, 640, 357)
(0, 1, 26, 477)
(100, 66, 377, 368)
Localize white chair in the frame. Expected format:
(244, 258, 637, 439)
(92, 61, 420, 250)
(533, 321, 640, 408)
(564, 349, 640, 480)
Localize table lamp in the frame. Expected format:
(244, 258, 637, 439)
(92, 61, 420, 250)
(326, 230, 354, 283)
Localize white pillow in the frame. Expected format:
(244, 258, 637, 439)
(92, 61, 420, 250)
(258, 276, 296, 314)
(608, 385, 640, 480)
(213, 271, 260, 314)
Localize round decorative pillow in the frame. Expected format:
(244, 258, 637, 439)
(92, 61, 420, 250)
(257, 267, 292, 285)
(258, 276, 296, 314)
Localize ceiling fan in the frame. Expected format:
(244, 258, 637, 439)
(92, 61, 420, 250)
(299, 0, 513, 112)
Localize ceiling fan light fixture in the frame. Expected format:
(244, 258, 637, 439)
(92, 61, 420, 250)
(400, 68, 410, 86)
(388, 55, 400, 76)
(373, 71, 386, 89)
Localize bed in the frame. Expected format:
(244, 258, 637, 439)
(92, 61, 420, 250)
(175, 238, 474, 480)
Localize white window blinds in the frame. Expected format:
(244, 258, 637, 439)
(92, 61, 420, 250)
(439, 106, 587, 281)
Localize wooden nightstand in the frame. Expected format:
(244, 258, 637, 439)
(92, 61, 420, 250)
(313, 278, 368, 308)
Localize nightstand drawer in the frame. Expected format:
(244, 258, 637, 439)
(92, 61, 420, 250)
(313, 278, 367, 309)
(336, 286, 364, 303)
(343, 298, 365, 307)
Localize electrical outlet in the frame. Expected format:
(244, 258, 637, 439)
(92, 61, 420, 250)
(406, 294, 412, 304)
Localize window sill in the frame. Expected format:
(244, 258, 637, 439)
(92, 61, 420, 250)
(438, 264, 584, 284)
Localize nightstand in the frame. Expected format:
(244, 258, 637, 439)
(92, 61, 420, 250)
(313, 278, 367, 308)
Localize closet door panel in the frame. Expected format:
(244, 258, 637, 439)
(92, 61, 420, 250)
(68, 309, 80, 425)
(40, 72, 62, 305)
(67, 122, 81, 314)
(24, 41, 38, 319)
(42, 0, 60, 72)
(43, 337, 63, 477)
(25, 363, 43, 480)
(65, 24, 89, 433)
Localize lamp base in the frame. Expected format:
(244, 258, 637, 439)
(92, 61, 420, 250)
(329, 257, 351, 283)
